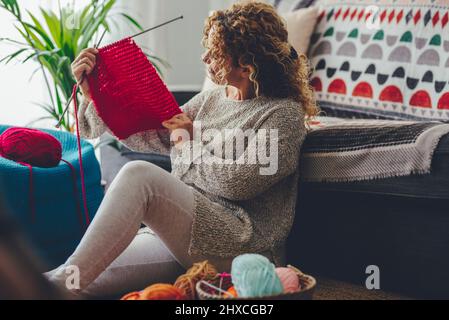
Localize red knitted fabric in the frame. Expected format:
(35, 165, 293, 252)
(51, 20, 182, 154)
(87, 37, 182, 140)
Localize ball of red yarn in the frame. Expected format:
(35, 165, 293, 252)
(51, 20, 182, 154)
(0, 127, 62, 168)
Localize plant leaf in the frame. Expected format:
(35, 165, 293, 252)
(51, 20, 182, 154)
(55, 83, 63, 115)
(28, 66, 41, 82)
(32, 102, 57, 116)
(23, 22, 55, 50)
(40, 7, 61, 47)
(79, 0, 115, 49)
(14, 25, 34, 47)
(0, 0, 21, 18)
(119, 12, 143, 31)
(0, 48, 29, 64)
(21, 23, 46, 50)
(146, 53, 171, 69)
(21, 48, 60, 64)
(56, 55, 70, 74)
(26, 116, 56, 127)
(0, 37, 29, 46)
(26, 10, 46, 35)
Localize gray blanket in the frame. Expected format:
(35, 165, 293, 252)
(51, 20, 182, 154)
(300, 119, 449, 182)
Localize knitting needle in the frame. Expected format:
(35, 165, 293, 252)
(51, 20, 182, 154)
(55, 38, 104, 128)
(55, 15, 184, 128)
(130, 15, 184, 39)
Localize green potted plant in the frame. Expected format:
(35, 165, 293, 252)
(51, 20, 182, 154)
(0, 0, 169, 134)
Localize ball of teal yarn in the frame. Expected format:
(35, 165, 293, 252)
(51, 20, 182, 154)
(231, 254, 284, 298)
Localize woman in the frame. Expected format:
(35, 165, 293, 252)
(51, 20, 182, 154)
(46, 1, 318, 298)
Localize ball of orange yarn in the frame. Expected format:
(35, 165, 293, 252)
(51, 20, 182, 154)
(121, 284, 185, 300)
(227, 286, 238, 298)
(140, 284, 185, 300)
(174, 260, 217, 300)
(121, 291, 141, 300)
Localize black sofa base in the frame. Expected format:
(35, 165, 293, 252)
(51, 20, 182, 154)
(288, 188, 449, 299)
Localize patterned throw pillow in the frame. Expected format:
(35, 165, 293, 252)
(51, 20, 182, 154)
(308, 0, 449, 120)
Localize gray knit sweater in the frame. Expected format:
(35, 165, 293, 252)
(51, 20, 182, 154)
(78, 86, 307, 265)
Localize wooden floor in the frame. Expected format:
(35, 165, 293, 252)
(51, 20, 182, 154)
(313, 277, 412, 300)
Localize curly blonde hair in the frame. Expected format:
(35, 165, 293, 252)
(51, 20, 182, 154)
(202, 0, 319, 119)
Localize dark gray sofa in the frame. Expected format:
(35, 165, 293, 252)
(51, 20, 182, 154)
(288, 133, 449, 299)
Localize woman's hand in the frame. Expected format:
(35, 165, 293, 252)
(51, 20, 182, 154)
(71, 48, 98, 100)
(162, 113, 193, 149)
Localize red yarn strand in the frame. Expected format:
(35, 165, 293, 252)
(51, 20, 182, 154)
(61, 159, 85, 231)
(18, 161, 35, 222)
(72, 84, 91, 227)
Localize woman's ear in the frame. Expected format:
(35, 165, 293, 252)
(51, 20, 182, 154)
(239, 64, 254, 79)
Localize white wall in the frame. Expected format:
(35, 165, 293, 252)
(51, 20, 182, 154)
(0, 1, 49, 128)
(122, 0, 236, 92)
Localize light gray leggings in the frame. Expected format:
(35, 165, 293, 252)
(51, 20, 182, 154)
(46, 160, 238, 298)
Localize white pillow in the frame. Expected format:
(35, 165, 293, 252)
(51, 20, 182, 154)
(283, 6, 319, 55)
(201, 6, 319, 92)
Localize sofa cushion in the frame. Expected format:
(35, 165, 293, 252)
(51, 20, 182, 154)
(285, 7, 320, 55)
(308, 0, 449, 121)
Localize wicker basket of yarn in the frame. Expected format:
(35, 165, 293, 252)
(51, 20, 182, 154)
(196, 254, 316, 300)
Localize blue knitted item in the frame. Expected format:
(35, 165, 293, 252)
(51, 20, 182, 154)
(0, 124, 104, 269)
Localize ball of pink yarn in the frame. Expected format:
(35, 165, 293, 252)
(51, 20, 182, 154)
(275, 267, 300, 293)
